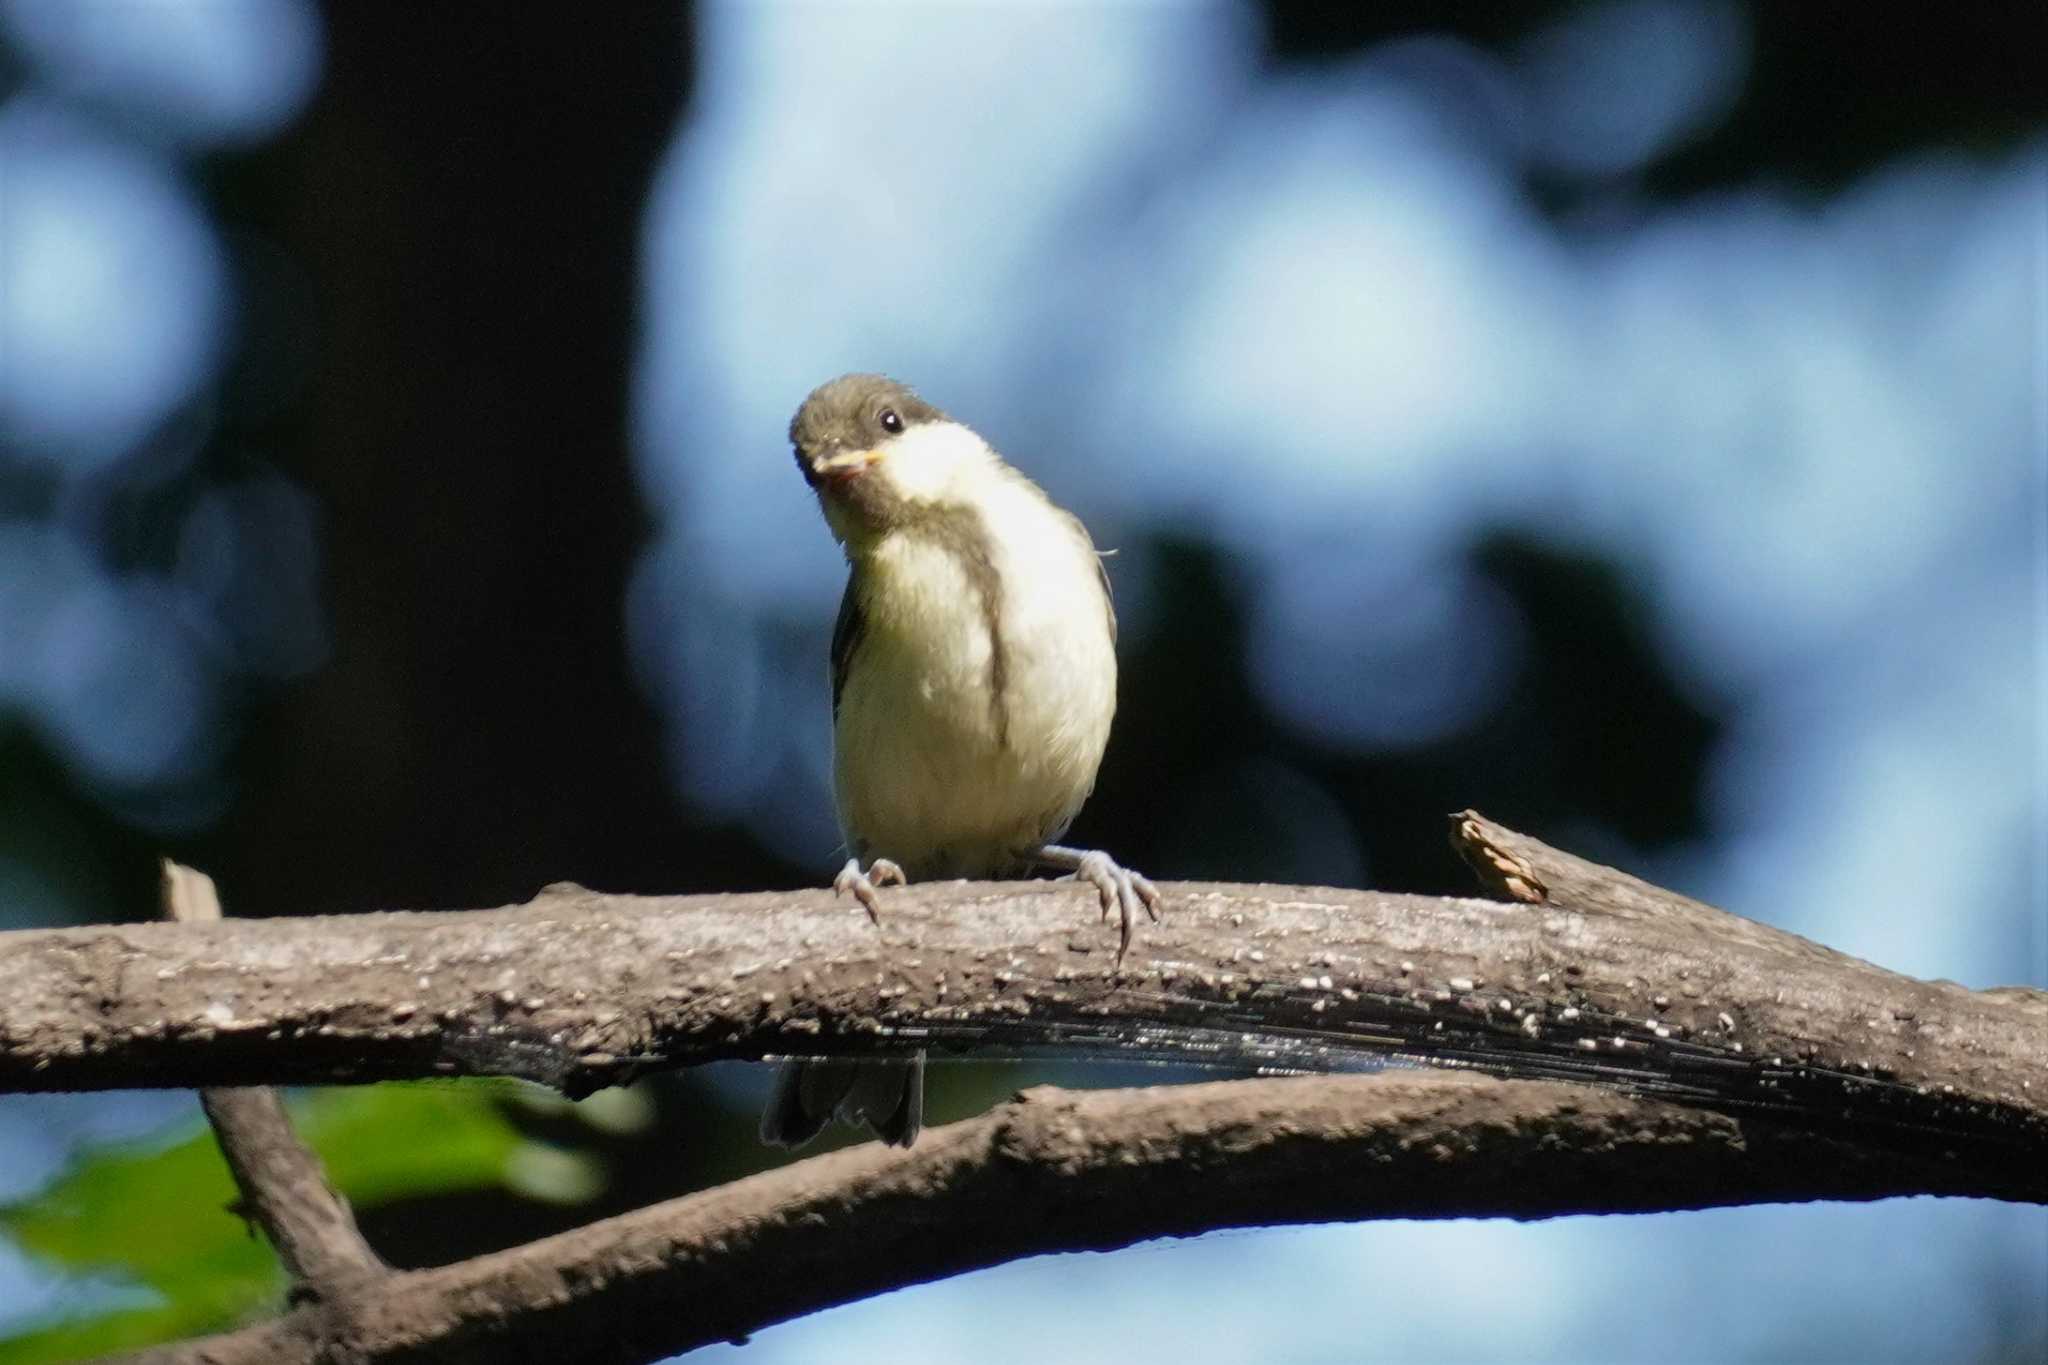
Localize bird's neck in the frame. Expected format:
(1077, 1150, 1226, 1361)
(836, 476, 1037, 569)
(824, 422, 1014, 556)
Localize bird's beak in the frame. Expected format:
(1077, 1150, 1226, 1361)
(808, 447, 883, 486)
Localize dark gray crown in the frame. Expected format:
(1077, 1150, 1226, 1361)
(789, 373, 945, 455)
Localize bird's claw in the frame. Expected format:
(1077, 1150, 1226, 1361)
(834, 857, 905, 925)
(1053, 849, 1160, 968)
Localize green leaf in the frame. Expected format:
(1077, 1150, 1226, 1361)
(0, 1081, 537, 1363)
(0, 1303, 240, 1365)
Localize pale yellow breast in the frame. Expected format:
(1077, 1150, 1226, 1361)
(832, 478, 1116, 878)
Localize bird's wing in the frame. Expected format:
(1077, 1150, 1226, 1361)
(1060, 508, 1117, 645)
(830, 570, 865, 717)
(1095, 550, 1117, 645)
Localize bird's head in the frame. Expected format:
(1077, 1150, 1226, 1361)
(790, 374, 986, 546)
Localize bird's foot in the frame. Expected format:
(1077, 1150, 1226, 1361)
(1036, 845, 1161, 966)
(834, 857, 905, 925)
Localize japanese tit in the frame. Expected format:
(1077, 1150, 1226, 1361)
(761, 373, 1159, 1148)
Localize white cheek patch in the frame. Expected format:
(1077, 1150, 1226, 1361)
(882, 421, 990, 503)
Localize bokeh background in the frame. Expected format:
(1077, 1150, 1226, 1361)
(1, 1, 2043, 1361)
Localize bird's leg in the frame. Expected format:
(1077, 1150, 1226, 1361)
(1035, 845, 1162, 964)
(833, 856, 905, 925)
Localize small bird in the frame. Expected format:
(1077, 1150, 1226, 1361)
(761, 373, 1160, 1149)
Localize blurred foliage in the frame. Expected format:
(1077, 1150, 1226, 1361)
(0, 1, 2041, 1361)
(1262, 0, 2045, 193)
(1091, 532, 1719, 898)
(0, 1083, 557, 1362)
(0, 739, 153, 933)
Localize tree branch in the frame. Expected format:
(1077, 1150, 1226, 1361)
(111, 1068, 2023, 1365)
(8, 816, 2031, 1363)
(161, 862, 388, 1296)
(6, 816, 2041, 1192)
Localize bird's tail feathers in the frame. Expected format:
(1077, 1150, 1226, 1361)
(760, 1053, 925, 1148)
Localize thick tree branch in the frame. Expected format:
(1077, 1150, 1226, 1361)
(113, 1069, 2022, 1365)
(16, 817, 2038, 1363)
(5, 817, 2042, 1193)
(162, 862, 388, 1295)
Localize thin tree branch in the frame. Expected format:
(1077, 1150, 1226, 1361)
(161, 861, 388, 1295)
(109, 1069, 2021, 1365)
(5, 817, 2042, 1187)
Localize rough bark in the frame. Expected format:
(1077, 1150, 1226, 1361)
(162, 861, 388, 1296)
(3, 814, 2030, 1363)
(111, 1069, 2012, 1365)
(6, 817, 2043, 1197)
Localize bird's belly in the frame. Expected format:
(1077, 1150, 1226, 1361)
(834, 611, 1114, 880)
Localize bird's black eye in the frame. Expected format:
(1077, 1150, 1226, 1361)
(878, 408, 903, 435)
